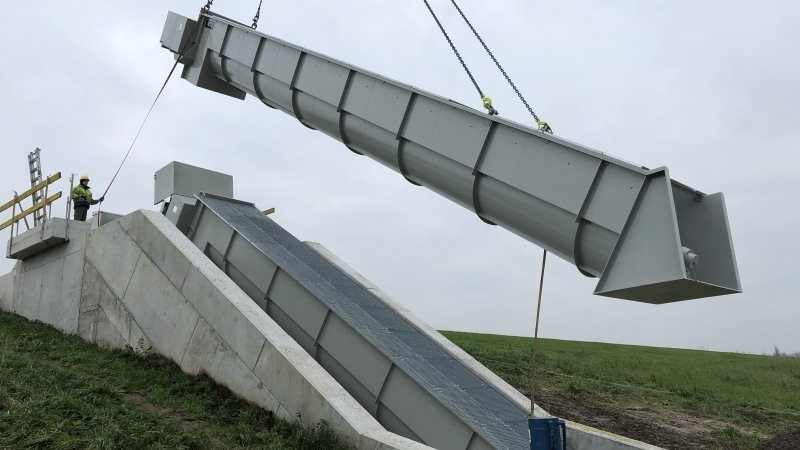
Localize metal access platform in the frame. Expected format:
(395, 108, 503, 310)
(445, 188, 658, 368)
(168, 192, 529, 449)
(161, 11, 741, 303)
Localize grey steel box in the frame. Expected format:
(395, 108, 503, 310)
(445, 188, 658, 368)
(160, 11, 196, 57)
(154, 161, 233, 205)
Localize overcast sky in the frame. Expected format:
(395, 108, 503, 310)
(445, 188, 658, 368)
(1, 1, 798, 355)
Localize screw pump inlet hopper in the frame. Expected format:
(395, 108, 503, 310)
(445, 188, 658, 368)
(161, 11, 740, 303)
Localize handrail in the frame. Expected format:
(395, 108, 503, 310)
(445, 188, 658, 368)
(0, 192, 62, 231)
(0, 172, 61, 213)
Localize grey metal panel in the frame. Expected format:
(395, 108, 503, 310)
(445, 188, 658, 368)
(268, 302, 317, 353)
(225, 261, 267, 309)
(226, 233, 277, 294)
(267, 269, 330, 340)
(316, 346, 380, 416)
(317, 313, 393, 397)
(160, 11, 196, 56)
(583, 163, 646, 233)
(295, 54, 350, 107)
(177, 194, 531, 449)
(402, 96, 491, 169)
(511, 132, 602, 215)
(295, 91, 341, 139)
(402, 141, 475, 209)
(377, 398, 423, 442)
(153, 161, 233, 205)
(203, 241, 225, 269)
(476, 176, 578, 262)
(595, 173, 687, 302)
(254, 40, 301, 85)
(255, 73, 294, 113)
(342, 73, 412, 133)
(672, 190, 741, 291)
(342, 114, 402, 170)
(221, 26, 260, 66)
(189, 208, 234, 256)
(380, 365, 475, 450)
(162, 11, 741, 302)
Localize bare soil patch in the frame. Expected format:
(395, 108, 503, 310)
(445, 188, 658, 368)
(119, 391, 198, 433)
(532, 389, 739, 449)
(761, 425, 800, 450)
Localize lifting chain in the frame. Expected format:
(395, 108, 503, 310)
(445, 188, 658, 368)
(251, 0, 262, 29)
(422, 0, 497, 116)
(448, 0, 552, 133)
(202, 0, 213, 13)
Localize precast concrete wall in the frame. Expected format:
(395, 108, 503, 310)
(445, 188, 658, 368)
(4, 221, 90, 332)
(0, 268, 15, 312)
(4, 210, 429, 450)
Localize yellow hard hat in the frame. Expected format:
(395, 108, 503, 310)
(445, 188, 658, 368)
(79, 175, 90, 181)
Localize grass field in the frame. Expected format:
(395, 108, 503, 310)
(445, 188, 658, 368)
(441, 331, 800, 449)
(2, 308, 798, 449)
(0, 311, 349, 450)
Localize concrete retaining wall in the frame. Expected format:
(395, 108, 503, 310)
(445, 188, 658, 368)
(2, 210, 660, 450)
(2, 211, 428, 450)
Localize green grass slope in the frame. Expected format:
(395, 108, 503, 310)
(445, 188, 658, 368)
(441, 331, 800, 449)
(0, 311, 350, 450)
(3, 307, 797, 450)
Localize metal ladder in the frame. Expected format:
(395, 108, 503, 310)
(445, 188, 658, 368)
(28, 148, 44, 225)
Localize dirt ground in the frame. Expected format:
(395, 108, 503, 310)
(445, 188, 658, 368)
(760, 426, 800, 450)
(533, 389, 747, 449)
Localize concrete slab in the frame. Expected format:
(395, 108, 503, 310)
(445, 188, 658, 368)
(120, 211, 191, 289)
(85, 221, 142, 300)
(119, 251, 199, 362)
(181, 265, 267, 370)
(37, 257, 66, 330)
(98, 288, 132, 346)
(6, 219, 91, 260)
(0, 269, 14, 312)
(128, 318, 152, 354)
(58, 249, 85, 333)
(95, 307, 128, 349)
(80, 260, 113, 315)
(77, 307, 99, 342)
(17, 265, 43, 321)
(182, 316, 281, 411)
(7, 218, 67, 259)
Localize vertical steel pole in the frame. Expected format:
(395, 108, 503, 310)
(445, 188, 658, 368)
(66, 174, 74, 219)
(40, 180, 49, 240)
(9, 193, 17, 248)
(65, 174, 74, 240)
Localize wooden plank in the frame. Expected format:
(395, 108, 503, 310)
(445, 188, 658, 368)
(0, 172, 62, 213)
(0, 192, 62, 231)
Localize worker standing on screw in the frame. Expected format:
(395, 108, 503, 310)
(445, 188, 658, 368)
(71, 175, 104, 221)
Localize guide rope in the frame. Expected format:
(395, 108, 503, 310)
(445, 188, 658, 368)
(95, 24, 195, 225)
(447, 0, 552, 133)
(529, 249, 547, 416)
(422, 0, 497, 115)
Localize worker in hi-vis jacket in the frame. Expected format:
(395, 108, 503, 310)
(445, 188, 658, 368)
(71, 175, 104, 221)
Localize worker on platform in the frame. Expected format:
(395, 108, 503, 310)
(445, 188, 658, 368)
(71, 175, 104, 221)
